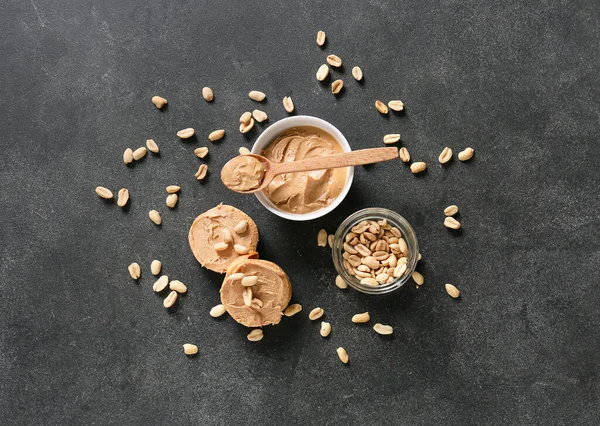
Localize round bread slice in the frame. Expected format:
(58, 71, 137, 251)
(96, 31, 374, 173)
(221, 257, 292, 327)
(188, 204, 259, 273)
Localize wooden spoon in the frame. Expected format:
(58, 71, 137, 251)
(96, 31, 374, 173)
(221, 146, 399, 194)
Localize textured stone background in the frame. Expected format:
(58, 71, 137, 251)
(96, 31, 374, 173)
(1, 0, 599, 424)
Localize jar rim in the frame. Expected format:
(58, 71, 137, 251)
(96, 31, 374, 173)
(332, 208, 419, 295)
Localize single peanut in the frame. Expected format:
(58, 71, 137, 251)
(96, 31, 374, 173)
(445, 283, 460, 298)
(183, 343, 198, 355)
(327, 54, 342, 67)
(195, 164, 208, 180)
(166, 185, 180, 193)
(458, 147, 475, 161)
(284, 303, 302, 317)
(316, 64, 329, 81)
(252, 110, 267, 122)
(128, 263, 141, 279)
(331, 79, 344, 95)
(133, 147, 147, 161)
(410, 162, 427, 173)
(149, 210, 162, 225)
(177, 128, 195, 139)
(208, 129, 225, 142)
(320, 321, 332, 337)
(153, 275, 169, 292)
(123, 148, 133, 164)
(352, 312, 370, 323)
(336, 347, 349, 364)
(283, 96, 294, 113)
(352, 66, 363, 81)
(163, 290, 178, 308)
(439, 147, 452, 164)
(202, 87, 214, 102)
(444, 217, 461, 229)
(151, 96, 167, 109)
(166, 193, 178, 208)
(316, 30, 326, 46)
(146, 139, 159, 153)
(399, 147, 410, 163)
(210, 304, 227, 317)
(444, 205, 459, 216)
(150, 260, 162, 275)
(309, 307, 324, 320)
(388, 100, 404, 111)
(375, 100, 388, 114)
(117, 188, 129, 207)
(383, 134, 401, 144)
(248, 91, 266, 102)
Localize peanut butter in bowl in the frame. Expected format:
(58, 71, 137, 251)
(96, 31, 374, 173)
(261, 126, 348, 214)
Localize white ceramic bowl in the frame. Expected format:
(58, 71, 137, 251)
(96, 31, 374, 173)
(251, 116, 354, 221)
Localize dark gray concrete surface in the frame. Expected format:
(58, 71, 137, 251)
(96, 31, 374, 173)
(1, 0, 599, 424)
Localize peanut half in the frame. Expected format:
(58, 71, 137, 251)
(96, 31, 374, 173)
(151, 96, 167, 109)
(336, 347, 349, 364)
(444, 217, 461, 229)
(316, 64, 330, 81)
(388, 100, 404, 111)
(327, 54, 342, 67)
(309, 307, 324, 320)
(208, 129, 225, 142)
(239, 118, 255, 134)
(352, 312, 370, 323)
(375, 100, 388, 114)
(247, 329, 263, 342)
(194, 147, 209, 158)
(320, 322, 332, 337)
(169, 280, 187, 294)
(248, 91, 266, 102)
(439, 147, 452, 164)
(149, 210, 162, 225)
(117, 188, 129, 207)
(128, 263, 141, 280)
(150, 260, 162, 275)
(252, 110, 268, 123)
(283, 96, 294, 113)
(352, 66, 363, 81)
(177, 128, 195, 139)
(445, 283, 460, 298)
(195, 164, 208, 180)
(399, 147, 410, 163)
(335, 275, 348, 289)
(331, 79, 344, 95)
(373, 323, 394, 335)
(240, 111, 252, 124)
(146, 139, 159, 153)
(183, 343, 198, 355)
(123, 148, 133, 164)
(163, 290, 178, 308)
(239, 147, 250, 155)
(166, 185, 180, 193)
(153, 275, 169, 292)
(383, 134, 401, 144)
(202, 87, 214, 102)
(458, 147, 475, 161)
(316, 30, 326, 46)
(410, 162, 427, 174)
(412, 271, 424, 286)
(166, 193, 178, 208)
(210, 304, 227, 318)
(444, 205, 459, 216)
(317, 229, 328, 247)
(284, 303, 302, 317)
(133, 147, 147, 161)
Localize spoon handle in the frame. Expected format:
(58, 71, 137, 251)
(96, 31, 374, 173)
(272, 147, 399, 176)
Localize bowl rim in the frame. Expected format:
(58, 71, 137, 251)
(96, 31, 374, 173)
(250, 115, 354, 221)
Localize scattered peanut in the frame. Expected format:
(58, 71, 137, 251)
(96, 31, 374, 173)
(445, 283, 461, 298)
(388, 100, 404, 111)
(149, 210, 162, 225)
(133, 147, 147, 161)
(151, 260, 162, 275)
(252, 110, 268, 123)
(210, 304, 226, 317)
(444, 205, 459, 216)
(375, 100, 388, 114)
(352, 312, 370, 323)
(412, 271, 424, 286)
(328, 234, 334, 248)
(444, 217, 461, 229)
(183, 343, 198, 355)
(439, 147, 452, 164)
(195, 164, 208, 180)
(284, 303, 302, 317)
(239, 147, 250, 155)
(383, 134, 401, 144)
(352, 66, 363, 81)
(115, 188, 129, 207)
(208, 129, 225, 142)
(128, 263, 141, 280)
(410, 162, 427, 173)
(320, 321, 332, 337)
(194, 147, 209, 158)
(316, 30, 326, 46)
(316, 64, 330, 81)
(169, 280, 187, 294)
(166, 193, 178, 208)
(239, 118, 255, 133)
(163, 291, 178, 308)
(309, 307, 324, 320)
(283, 96, 294, 113)
(247, 329, 263, 342)
(317, 229, 328, 247)
(151, 96, 167, 109)
(240, 111, 252, 124)
(123, 148, 133, 164)
(177, 128, 195, 139)
(335, 275, 348, 289)
(234, 220, 248, 234)
(458, 147, 475, 161)
(327, 54, 342, 67)
(331, 79, 344, 95)
(336, 347, 349, 364)
(153, 275, 169, 292)
(202, 87, 214, 102)
(166, 185, 180, 193)
(248, 91, 266, 102)
(373, 323, 394, 335)
(399, 147, 410, 163)
(146, 139, 159, 153)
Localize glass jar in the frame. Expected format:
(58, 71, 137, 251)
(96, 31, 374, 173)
(332, 208, 419, 295)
